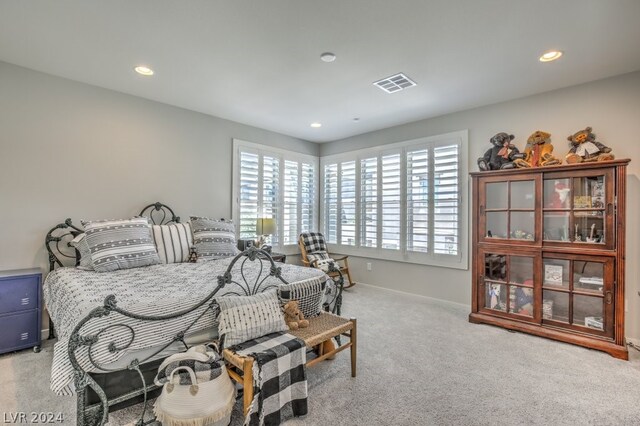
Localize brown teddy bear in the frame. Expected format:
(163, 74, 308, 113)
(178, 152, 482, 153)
(514, 130, 562, 168)
(283, 300, 309, 330)
(565, 126, 614, 164)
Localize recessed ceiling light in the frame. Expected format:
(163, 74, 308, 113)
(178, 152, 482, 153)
(320, 52, 336, 63)
(353, 118, 360, 122)
(539, 51, 563, 62)
(134, 66, 154, 76)
(310, 122, 322, 128)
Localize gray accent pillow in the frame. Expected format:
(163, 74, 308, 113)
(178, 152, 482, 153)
(279, 279, 327, 318)
(190, 216, 240, 261)
(70, 233, 94, 271)
(217, 289, 287, 348)
(81, 217, 160, 272)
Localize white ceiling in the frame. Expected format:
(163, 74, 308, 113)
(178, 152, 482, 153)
(1, 1, 639, 143)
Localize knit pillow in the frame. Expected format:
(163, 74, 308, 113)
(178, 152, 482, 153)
(190, 216, 239, 261)
(279, 279, 327, 318)
(217, 289, 287, 348)
(81, 217, 160, 272)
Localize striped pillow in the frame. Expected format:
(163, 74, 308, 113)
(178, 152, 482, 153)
(81, 217, 160, 272)
(70, 233, 94, 271)
(279, 279, 327, 318)
(152, 223, 194, 264)
(190, 216, 239, 261)
(217, 289, 287, 348)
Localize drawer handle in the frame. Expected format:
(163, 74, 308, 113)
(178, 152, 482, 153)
(605, 291, 613, 305)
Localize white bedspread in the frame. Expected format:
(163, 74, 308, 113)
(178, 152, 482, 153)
(43, 258, 328, 395)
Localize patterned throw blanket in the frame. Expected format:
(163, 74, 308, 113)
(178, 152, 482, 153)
(231, 332, 308, 425)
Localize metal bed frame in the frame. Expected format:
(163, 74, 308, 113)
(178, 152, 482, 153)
(44, 202, 344, 426)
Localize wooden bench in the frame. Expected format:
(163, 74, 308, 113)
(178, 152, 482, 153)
(223, 312, 357, 416)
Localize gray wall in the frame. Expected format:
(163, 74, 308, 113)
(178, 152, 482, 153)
(0, 61, 318, 273)
(321, 71, 640, 340)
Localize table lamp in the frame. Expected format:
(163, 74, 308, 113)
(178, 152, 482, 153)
(255, 218, 276, 248)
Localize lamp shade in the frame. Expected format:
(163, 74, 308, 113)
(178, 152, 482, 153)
(256, 218, 276, 235)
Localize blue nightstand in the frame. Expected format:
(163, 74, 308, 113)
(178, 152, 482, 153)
(0, 268, 42, 354)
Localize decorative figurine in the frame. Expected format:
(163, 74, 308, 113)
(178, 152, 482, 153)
(548, 181, 571, 209)
(477, 132, 523, 171)
(514, 130, 562, 168)
(565, 126, 614, 164)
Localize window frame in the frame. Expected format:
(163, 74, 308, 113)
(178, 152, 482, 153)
(319, 130, 469, 269)
(232, 139, 319, 255)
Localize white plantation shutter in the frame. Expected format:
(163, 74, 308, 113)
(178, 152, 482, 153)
(239, 151, 260, 239)
(381, 153, 401, 250)
(300, 162, 315, 234)
(319, 131, 467, 268)
(233, 140, 318, 250)
(433, 144, 460, 255)
(360, 157, 378, 248)
(406, 148, 429, 253)
(262, 155, 280, 246)
(283, 160, 298, 244)
(340, 161, 357, 246)
(323, 163, 338, 243)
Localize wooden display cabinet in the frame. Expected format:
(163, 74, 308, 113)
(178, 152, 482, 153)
(469, 159, 630, 359)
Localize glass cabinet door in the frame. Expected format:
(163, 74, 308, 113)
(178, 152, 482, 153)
(543, 170, 615, 249)
(541, 254, 614, 337)
(480, 251, 537, 322)
(481, 176, 539, 243)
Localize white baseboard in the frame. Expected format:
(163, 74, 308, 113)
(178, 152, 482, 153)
(353, 281, 471, 309)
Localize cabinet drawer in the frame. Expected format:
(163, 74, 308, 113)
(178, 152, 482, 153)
(0, 310, 39, 353)
(0, 275, 39, 315)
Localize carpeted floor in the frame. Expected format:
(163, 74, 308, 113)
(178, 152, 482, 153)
(2, 283, 640, 425)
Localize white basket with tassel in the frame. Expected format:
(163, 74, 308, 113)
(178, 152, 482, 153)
(153, 345, 236, 426)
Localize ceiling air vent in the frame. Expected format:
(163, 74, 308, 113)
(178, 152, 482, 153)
(373, 73, 417, 93)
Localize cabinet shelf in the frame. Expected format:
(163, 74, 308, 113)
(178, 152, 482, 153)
(470, 160, 630, 360)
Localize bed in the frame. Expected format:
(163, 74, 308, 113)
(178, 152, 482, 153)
(43, 202, 344, 426)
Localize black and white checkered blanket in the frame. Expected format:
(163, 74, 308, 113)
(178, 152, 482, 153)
(230, 332, 308, 425)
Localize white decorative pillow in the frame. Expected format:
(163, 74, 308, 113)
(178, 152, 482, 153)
(279, 279, 327, 318)
(81, 217, 160, 272)
(70, 234, 94, 271)
(190, 216, 239, 261)
(152, 223, 194, 264)
(217, 289, 287, 348)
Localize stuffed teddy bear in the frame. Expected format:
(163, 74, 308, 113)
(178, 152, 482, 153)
(477, 132, 523, 171)
(514, 130, 562, 168)
(565, 126, 614, 164)
(283, 300, 309, 330)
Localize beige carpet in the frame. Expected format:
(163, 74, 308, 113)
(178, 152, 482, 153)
(2, 284, 640, 425)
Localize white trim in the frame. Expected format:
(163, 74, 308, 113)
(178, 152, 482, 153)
(354, 281, 471, 309)
(320, 130, 469, 270)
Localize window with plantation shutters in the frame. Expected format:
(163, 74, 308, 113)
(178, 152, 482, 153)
(233, 139, 319, 252)
(320, 130, 468, 269)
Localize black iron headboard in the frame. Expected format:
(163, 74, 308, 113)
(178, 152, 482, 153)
(45, 202, 178, 272)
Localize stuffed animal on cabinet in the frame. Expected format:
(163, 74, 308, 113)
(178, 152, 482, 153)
(478, 132, 523, 171)
(514, 130, 562, 168)
(565, 126, 614, 164)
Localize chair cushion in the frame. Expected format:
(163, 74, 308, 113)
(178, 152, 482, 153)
(300, 232, 328, 254)
(306, 251, 332, 265)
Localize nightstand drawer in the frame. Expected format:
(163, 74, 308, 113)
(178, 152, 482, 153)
(0, 275, 39, 315)
(0, 310, 39, 353)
